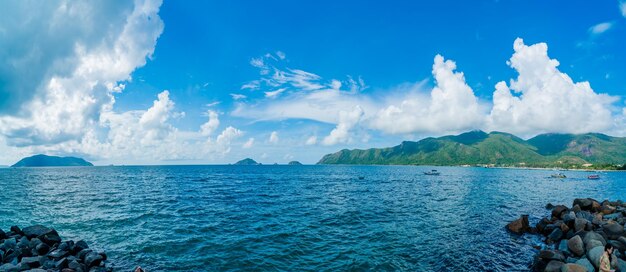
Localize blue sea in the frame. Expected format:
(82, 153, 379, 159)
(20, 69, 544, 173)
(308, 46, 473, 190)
(1, 165, 625, 271)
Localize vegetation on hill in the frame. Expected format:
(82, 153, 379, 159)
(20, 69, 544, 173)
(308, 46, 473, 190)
(11, 154, 93, 167)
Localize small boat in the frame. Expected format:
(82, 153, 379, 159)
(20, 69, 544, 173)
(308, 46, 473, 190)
(550, 173, 566, 178)
(587, 175, 600, 180)
(424, 170, 440, 176)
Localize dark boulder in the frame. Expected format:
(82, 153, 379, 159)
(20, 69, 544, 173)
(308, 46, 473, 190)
(41, 233, 62, 246)
(84, 252, 103, 268)
(48, 249, 69, 260)
(553, 205, 568, 219)
(559, 263, 587, 272)
(537, 217, 551, 234)
(0, 228, 6, 240)
(573, 199, 593, 211)
(36, 242, 50, 255)
(567, 235, 585, 257)
(574, 218, 588, 233)
(574, 258, 594, 272)
(507, 215, 531, 234)
(603, 223, 624, 240)
(548, 228, 564, 243)
(539, 250, 566, 262)
(22, 225, 57, 239)
(20, 256, 41, 268)
(544, 260, 564, 272)
(10, 226, 23, 236)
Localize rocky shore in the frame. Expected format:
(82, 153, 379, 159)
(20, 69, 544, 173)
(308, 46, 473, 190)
(508, 198, 626, 271)
(0, 225, 110, 272)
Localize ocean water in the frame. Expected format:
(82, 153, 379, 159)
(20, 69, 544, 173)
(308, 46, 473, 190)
(1, 165, 625, 271)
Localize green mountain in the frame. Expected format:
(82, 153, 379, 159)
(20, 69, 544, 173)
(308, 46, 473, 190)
(234, 158, 260, 165)
(317, 131, 626, 169)
(11, 154, 94, 167)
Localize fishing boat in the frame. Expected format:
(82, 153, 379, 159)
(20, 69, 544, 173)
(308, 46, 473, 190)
(424, 170, 440, 176)
(587, 174, 600, 180)
(550, 173, 566, 178)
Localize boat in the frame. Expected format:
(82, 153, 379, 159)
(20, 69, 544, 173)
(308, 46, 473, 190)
(587, 175, 600, 180)
(424, 170, 440, 176)
(550, 173, 566, 178)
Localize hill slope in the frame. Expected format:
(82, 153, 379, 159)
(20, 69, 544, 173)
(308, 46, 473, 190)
(318, 131, 626, 168)
(12, 154, 94, 167)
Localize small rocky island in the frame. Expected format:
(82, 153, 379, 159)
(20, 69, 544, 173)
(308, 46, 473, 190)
(288, 161, 303, 165)
(11, 154, 93, 167)
(234, 158, 260, 165)
(0, 225, 110, 271)
(507, 198, 626, 271)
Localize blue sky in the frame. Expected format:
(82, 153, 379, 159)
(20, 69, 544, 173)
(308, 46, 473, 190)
(0, 0, 625, 165)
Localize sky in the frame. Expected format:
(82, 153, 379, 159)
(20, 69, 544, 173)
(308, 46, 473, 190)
(0, 0, 625, 165)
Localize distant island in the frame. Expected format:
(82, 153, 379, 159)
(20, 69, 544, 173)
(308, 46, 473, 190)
(318, 130, 626, 170)
(288, 161, 303, 165)
(11, 154, 94, 167)
(234, 158, 261, 165)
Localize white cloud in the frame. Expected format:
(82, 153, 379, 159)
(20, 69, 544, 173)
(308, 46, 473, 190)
(242, 137, 254, 148)
(269, 131, 279, 144)
(305, 136, 317, 145)
(488, 38, 618, 136)
(276, 51, 286, 60)
(215, 126, 243, 154)
(264, 88, 287, 98)
(323, 106, 364, 145)
(620, 1, 626, 17)
(230, 93, 247, 100)
(589, 22, 613, 35)
(200, 110, 220, 136)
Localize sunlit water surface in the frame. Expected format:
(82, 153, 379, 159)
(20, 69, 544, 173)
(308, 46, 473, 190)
(1, 165, 625, 271)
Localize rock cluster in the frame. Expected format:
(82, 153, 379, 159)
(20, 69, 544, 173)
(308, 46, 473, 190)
(0, 225, 110, 272)
(508, 198, 626, 272)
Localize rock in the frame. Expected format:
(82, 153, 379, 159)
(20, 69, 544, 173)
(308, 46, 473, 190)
(29, 238, 42, 249)
(507, 215, 531, 234)
(21, 225, 57, 239)
(608, 239, 626, 252)
(559, 239, 570, 255)
(26, 269, 48, 272)
(549, 228, 564, 243)
(0, 263, 18, 272)
(565, 257, 578, 264)
(0, 228, 7, 240)
(568, 235, 585, 257)
(545, 260, 565, 272)
(574, 199, 593, 211)
(2, 237, 17, 250)
(9, 226, 23, 235)
(563, 211, 576, 225)
(586, 246, 604, 269)
(559, 263, 588, 272)
(583, 232, 606, 248)
(591, 200, 601, 213)
(617, 259, 626, 272)
(585, 239, 603, 252)
(547, 203, 555, 209)
(20, 256, 40, 268)
(553, 206, 569, 219)
(17, 236, 29, 249)
(603, 223, 624, 240)
(601, 204, 616, 215)
(73, 240, 89, 253)
(35, 243, 50, 255)
(575, 257, 594, 272)
(48, 249, 69, 260)
(603, 213, 622, 221)
(77, 248, 93, 261)
(84, 252, 103, 268)
(41, 233, 62, 246)
(572, 205, 581, 213)
(540, 250, 566, 262)
(574, 218, 588, 233)
(55, 258, 69, 269)
(68, 260, 81, 270)
(538, 218, 551, 234)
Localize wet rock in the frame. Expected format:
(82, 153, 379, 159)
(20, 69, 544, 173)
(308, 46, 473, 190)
(77, 249, 93, 261)
(48, 249, 69, 260)
(9, 226, 23, 236)
(583, 232, 606, 248)
(0, 263, 18, 272)
(573, 199, 593, 211)
(35, 243, 50, 255)
(603, 222, 624, 240)
(20, 256, 41, 268)
(563, 211, 576, 225)
(507, 215, 531, 234)
(549, 228, 564, 243)
(585, 239, 603, 252)
(604, 212, 622, 221)
(559, 263, 587, 272)
(572, 205, 581, 214)
(567, 235, 585, 257)
(21, 225, 57, 239)
(575, 255, 594, 272)
(537, 218, 551, 234)
(553, 206, 569, 219)
(84, 252, 103, 268)
(73, 240, 89, 254)
(2, 237, 17, 250)
(574, 218, 588, 233)
(559, 239, 570, 255)
(56, 257, 69, 269)
(601, 204, 617, 215)
(41, 233, 62, 246)
(547, 203, 555, 209)
(545, 260, 565, 272)
(0, 228, 7, 240)
(540, 250, 566, 262)
(586, 246, 603, 269)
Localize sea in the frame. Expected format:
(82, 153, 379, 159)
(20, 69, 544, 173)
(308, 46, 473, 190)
(1, 165, 625, 271)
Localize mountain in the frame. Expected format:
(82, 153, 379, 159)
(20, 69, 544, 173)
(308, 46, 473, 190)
(11, 154, 94, 167)
(234, 158, 260, 165)
(288, 161, 303, 165)
(318, 131, 626, 169)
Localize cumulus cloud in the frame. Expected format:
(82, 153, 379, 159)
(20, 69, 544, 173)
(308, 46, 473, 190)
(0, 0, 245, 163)
(589, 22, 613, 35)
(322, 106, 364, 145)
(488, 38, 618, 136)
(269, 131, 279, 144)
(242, 138, 254, 148)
